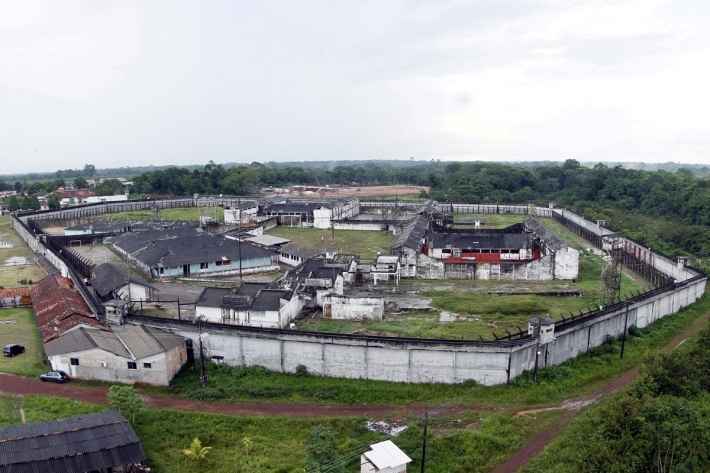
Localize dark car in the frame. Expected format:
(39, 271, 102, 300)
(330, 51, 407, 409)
(39, 371, 70, 383)
(3, 344, 25, 357)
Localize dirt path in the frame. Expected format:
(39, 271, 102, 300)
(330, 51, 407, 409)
(493, 310, 709, 473)
(0, 372, 478, 418)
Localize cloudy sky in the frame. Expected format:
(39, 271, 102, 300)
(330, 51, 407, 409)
(1, 0, 708, 173)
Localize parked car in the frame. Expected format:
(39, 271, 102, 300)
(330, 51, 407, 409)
(3, 344, 25, 357)
(39, 371, 70, 383)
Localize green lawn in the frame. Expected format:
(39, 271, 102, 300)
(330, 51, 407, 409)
(453, 213, 527, 228)
(106, 207, 224, 223)
(0, 308, 47, 376)
(0, 394, 561, 473)
(267, 227, 394, 261)
(0, 215, 47, 287)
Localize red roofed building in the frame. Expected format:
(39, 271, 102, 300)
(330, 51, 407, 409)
(54, 187, 95, 200)
(31, 274, 101, 342)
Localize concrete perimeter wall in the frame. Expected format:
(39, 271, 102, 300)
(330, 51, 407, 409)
(12, 199, 708, 385)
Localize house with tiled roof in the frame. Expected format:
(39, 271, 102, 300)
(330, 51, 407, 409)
(30, 274, 101, 342)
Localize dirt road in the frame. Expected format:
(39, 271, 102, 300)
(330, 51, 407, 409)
(492, 310, 709, 473)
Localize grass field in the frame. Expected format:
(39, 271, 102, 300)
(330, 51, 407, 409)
(453, 213, 527, 228)
(165, 293, 710, 407)
(0, 308, 47, 376)
(105, 207, 224, 223)
(0, 215, 46, 287)
(0, 394, 561, 473)
(267, 227, 394, 260)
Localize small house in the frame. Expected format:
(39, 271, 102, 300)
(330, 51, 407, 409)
(361, 440, 412, 473)
(195, 282, 303, 328)
(91, 262, 153, 302)
(45, 324, 187, 386)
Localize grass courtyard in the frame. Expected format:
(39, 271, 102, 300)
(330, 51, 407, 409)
(267, 226, 394, 261)
(0, 215, 46, 287)
(0, 308, 46, 376)
(0, 394, 561, 473)
(105, 206, 224, 223)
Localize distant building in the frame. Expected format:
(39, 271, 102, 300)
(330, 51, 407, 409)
(0, 411, 147, 473)
(45, 324, 187, 386)
(0, 287, 31, 307)
(361, 440, 412, 473)
(372, 255, 400, 285)
(259, 198, 359, 228)
(224, 201, 259, 225)
(195, 282, 303, 328)
(82, 194, 129, 205)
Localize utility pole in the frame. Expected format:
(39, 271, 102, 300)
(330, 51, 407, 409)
(196, 317, 208, 385)
(420, 410, 428, 473)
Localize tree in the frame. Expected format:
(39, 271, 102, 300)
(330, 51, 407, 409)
(83, 164, 96, 176)
(73, 177, 88, 189)
(107, 385, 144, 424)
(47, 194, 60, 210)
(95, 179, 125, 196)
(182, 437, 211, 462)
(305, 426, 344, 473)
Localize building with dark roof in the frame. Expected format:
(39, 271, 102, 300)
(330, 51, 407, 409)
(31, 274, 101, 343)
(91, 263, 153, 301)
(259, 198, 359, 228)
(0, 410, 145, 473)
(45, 324, 187, 386)
(195, 282, 303, 328)
(111, 227, 277, 278)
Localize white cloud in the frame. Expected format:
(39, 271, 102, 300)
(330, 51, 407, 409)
(0, 0, 708, 173)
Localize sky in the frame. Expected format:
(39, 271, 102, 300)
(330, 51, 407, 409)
(1, 0, 709, 174)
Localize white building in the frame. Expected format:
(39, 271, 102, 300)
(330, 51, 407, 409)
(372, 255, 400, 285)
(224, 202, 258, 225)
(82, 194, 129, 205)
(361, 441, 412, 473)
(45, 325, 187, 386)
(195, 282, 303, 328)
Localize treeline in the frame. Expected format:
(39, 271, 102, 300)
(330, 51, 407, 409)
(130, 159, 710, 226)
(526, 321, 710, 473)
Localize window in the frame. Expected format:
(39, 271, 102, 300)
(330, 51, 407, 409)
(159, 267, 165, 275)
(127, 361, 137, 370)
(215, 260, 222, 266)
(143, 362, 152, 369)
(200, 262, 209, 269)
(70, 358, 79, 366)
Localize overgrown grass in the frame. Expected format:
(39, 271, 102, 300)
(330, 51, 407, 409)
(0, 308, 47, 376)
(165, 294, 709, 407)
(105, 207, 224, 222)
(0, 394, 561, 473)
(267, 227, 394, 260)
(453, 213, 527, 228)
(299, 252, 644, 340)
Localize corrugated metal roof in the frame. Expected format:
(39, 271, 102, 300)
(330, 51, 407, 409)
(0, 410, 145, 473)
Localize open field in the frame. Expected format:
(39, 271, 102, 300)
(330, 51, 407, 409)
(166, 294, 710, 407)
(0, 393, 562, 473)
(267, 227, 394, 260)
(0, 216, 47, 287)
(0, 308, 46, 376)
(104, 206, 224, 222)
(453, 213, 527, 228)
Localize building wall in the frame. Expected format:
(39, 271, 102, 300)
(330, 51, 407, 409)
(196, 295, 303, 329)
(333, 222, 389, 231)
(48, 346, 187, 386)
(325, 295, 384, 321)
(116, 283, 151, 301)
(313, 207, 333, 229)
(158, 255, 274, 277)
(554, 247, 580, 280)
